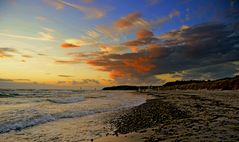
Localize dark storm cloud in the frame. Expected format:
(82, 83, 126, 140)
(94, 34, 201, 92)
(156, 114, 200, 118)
(180, 62, 239, 80)
(87, 22, 239, 83)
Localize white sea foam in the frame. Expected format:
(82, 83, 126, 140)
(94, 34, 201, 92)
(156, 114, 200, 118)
(0, 91, 146, 134)
(0, 110, 99, 133)
(47, 96, 85, 104)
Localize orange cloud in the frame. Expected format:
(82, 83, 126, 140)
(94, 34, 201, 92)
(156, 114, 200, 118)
(61, 43, 80, 48)
(61, 31, 100, 48)
(110, 70, 129, 78)
(128, 46, 139, 53)
(123, 57, 155, 73)
(86, 54, 155, 80)
(97, 44, 128, 53)
(136, 29, 154, 39)
(114, 12, 142, 28)
(91, 10, 180, 47)
(96, 12, 150, 39)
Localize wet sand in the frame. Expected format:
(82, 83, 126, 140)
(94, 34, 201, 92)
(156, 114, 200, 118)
(95, 90, 239, 142)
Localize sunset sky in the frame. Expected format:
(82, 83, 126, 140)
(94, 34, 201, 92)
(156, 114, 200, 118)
(0, 0, 238, 89)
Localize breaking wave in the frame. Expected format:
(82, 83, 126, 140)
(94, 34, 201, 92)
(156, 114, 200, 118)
(47, 96, 85, 104)
(0, 91, 146, 134)
(0, 109, 104, 133)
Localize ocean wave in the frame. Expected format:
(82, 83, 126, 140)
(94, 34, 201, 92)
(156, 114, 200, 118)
(0, 93, 146, 134)
(0, 110, 101, 134)
(0, 114, 56, 133)
(47, 96, 85, 104)
(0, 100, 145, 134)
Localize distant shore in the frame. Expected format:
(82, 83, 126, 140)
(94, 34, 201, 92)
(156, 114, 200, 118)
(95, 90, 239, 142)
(102, 75, 239, 91)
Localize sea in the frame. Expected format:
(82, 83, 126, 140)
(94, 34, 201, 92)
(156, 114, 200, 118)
(0, 89, 147, 142)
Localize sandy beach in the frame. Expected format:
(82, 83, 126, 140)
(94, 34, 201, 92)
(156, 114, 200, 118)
(95, 90, 239, 142)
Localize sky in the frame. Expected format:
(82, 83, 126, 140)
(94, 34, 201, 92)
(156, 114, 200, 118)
(0, 0, 239, 89)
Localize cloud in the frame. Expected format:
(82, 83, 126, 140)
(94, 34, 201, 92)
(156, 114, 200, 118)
(180, 62, 239, 80)
(44, 0, 64, 10)
(71, 79, 99, 85)
(55, 51, 103, 64)
(0, 27, 55, 41)
(136, 29, 154, 39)
(96, 11, 179, 40)
(97, 44, 128, 53)
(86, 22, 239, 84)
(55, 59, 81, 64)
(61, 43, 80, 48)
(45, 0, 105, 19)
(86, 53, 156, 82)
(57, 81, 66, 84)
(80, 79, 99, 84)
(58, 75, 73, 77)
(0, 79, 59, 89)
(22, 55, 32, 58)
(38, 53, 46, 56)
(151, 10, 180, 27)
(0, 78, 13, 82)
(81, 0, 94, 3)
(114, 12, 145, 29)
(156, 73, 182, 83)
(96, 12, 150, 39)
(0, 78, 30, 82)
(61, 38, 95, 48)
(61, 11, 180, 54)
(38, 27, 55, 41)
(0, 48, 17, 58)
(14, 79, 31, 82)
(36, 16, 47, 21)
(61, 30, 100, 48)
(57, 79, 99, 85)
(59, 0, 105, 19)
(123, 36, 158, 47)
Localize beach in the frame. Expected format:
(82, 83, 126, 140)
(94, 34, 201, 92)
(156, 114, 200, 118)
(0, 90, 239, 142)
(95, 90, 239, 142)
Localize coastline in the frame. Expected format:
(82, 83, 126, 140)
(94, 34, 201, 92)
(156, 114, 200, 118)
(95, 90, 239, 142)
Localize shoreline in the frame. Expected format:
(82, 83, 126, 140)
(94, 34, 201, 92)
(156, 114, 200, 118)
(95, 90, 239, 142)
